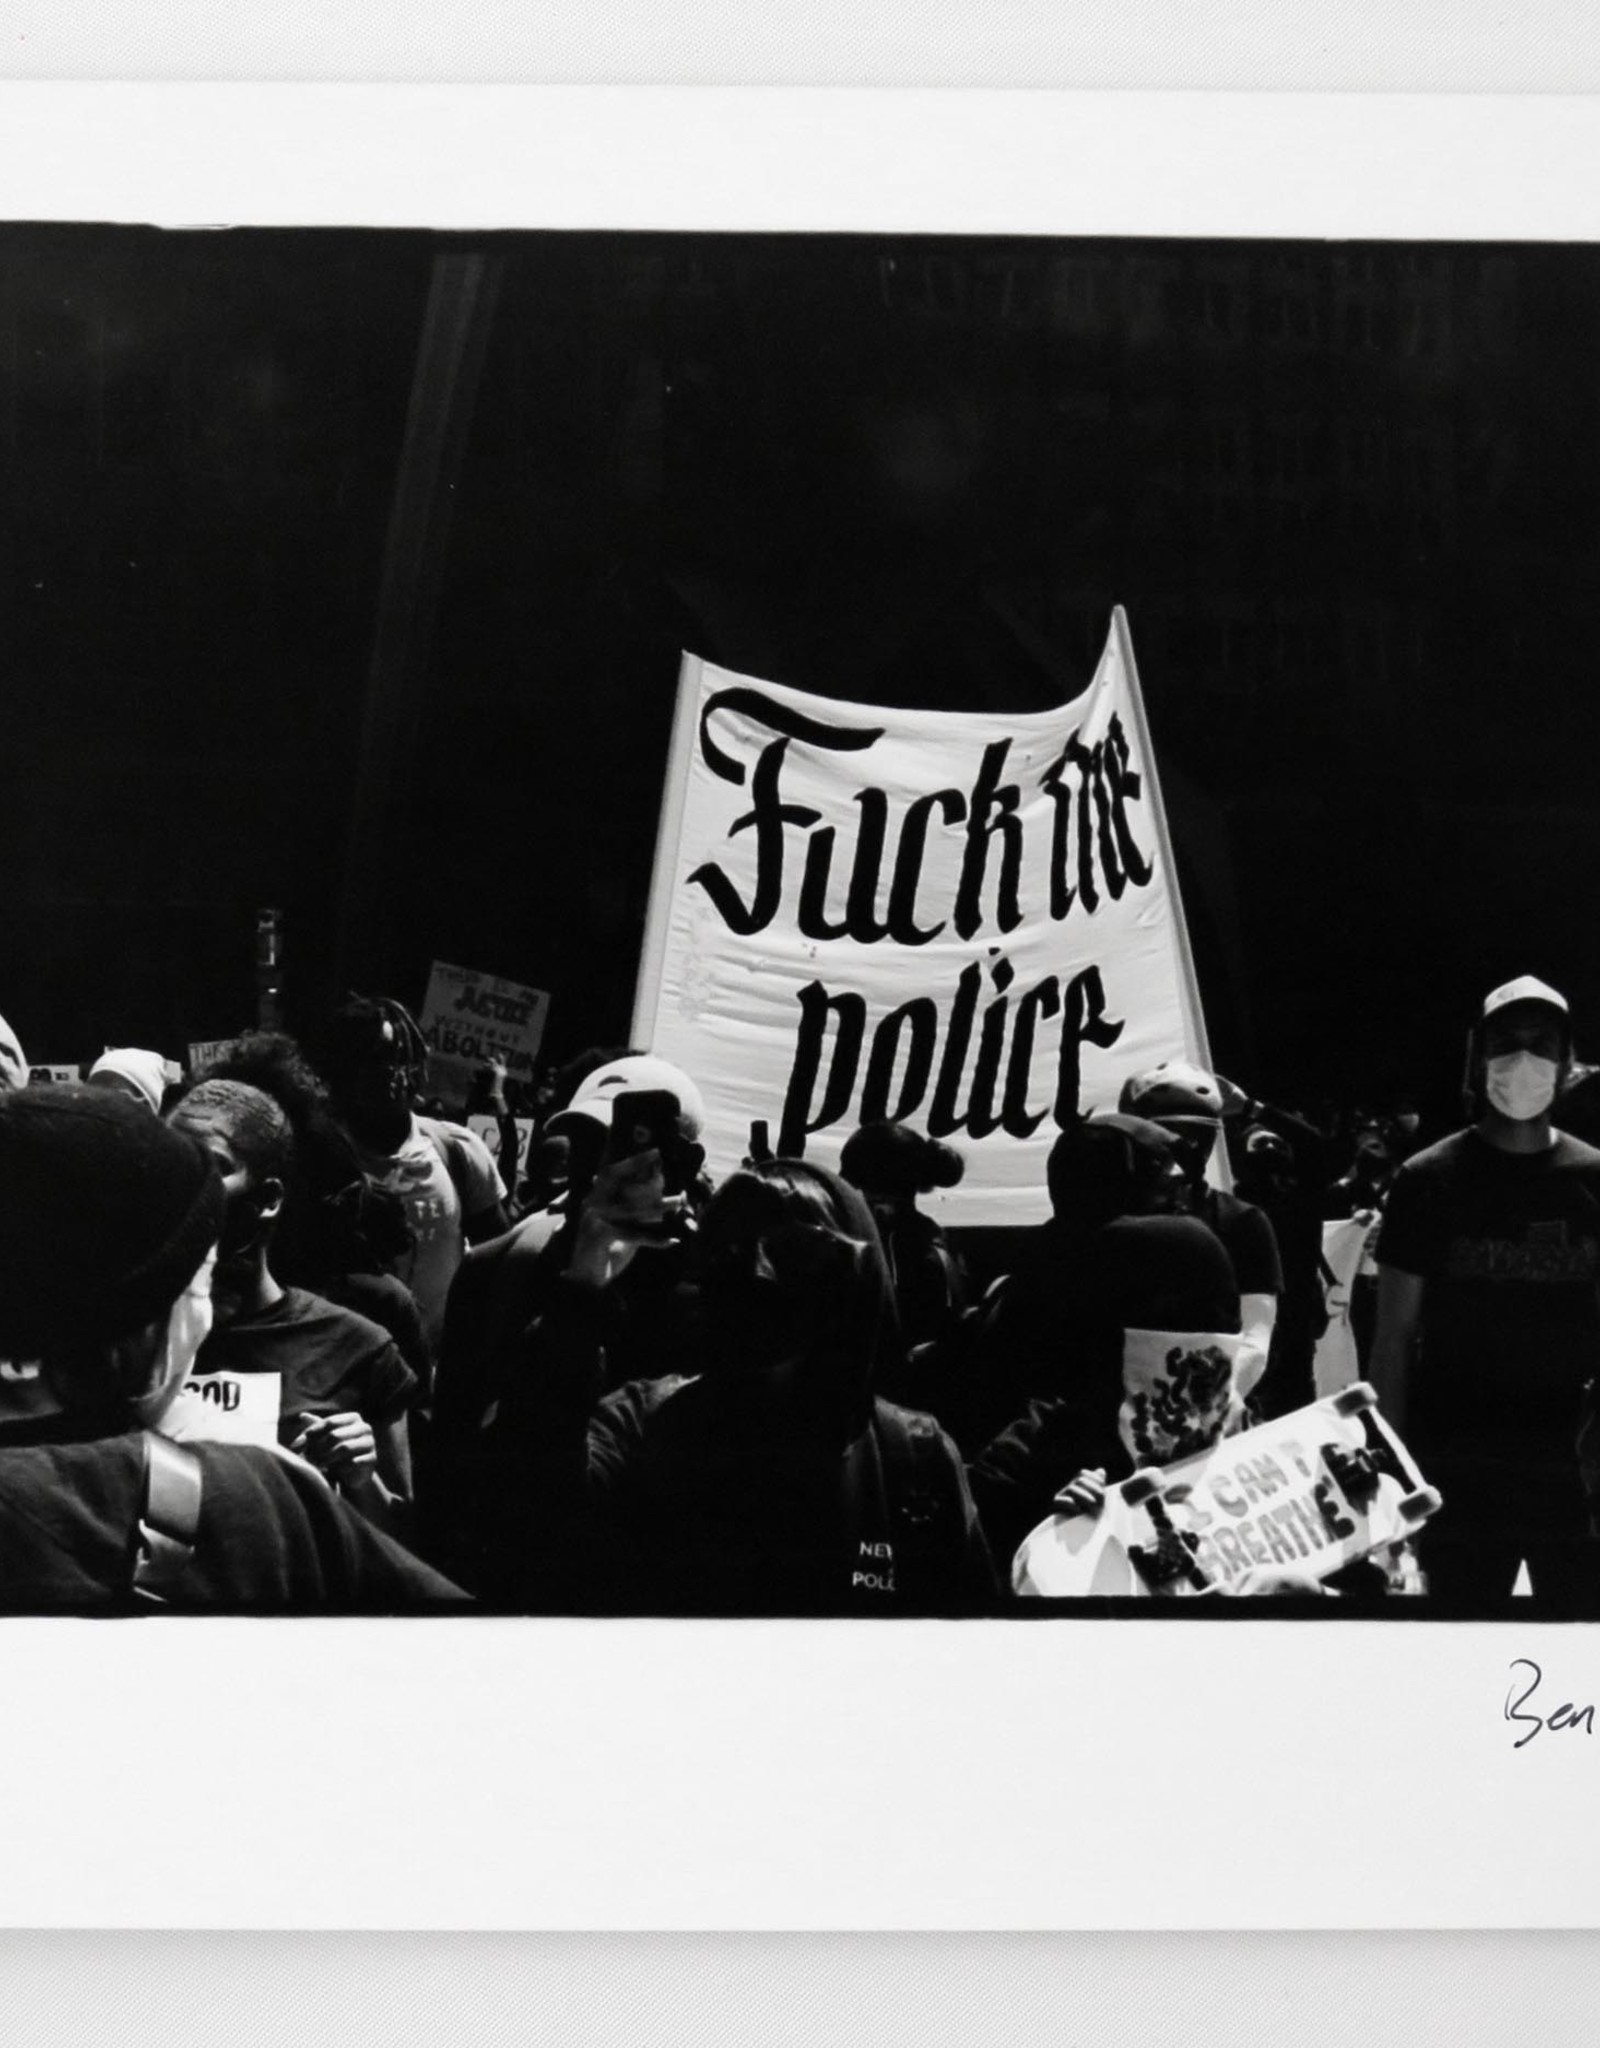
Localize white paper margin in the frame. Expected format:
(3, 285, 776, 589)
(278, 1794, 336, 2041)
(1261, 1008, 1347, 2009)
(1, 83, 1596, 1933)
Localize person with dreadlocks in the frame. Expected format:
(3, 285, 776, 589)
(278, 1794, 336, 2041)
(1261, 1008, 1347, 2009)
(165, 1079, 419, 1541)
(315, 995, 507, 1387)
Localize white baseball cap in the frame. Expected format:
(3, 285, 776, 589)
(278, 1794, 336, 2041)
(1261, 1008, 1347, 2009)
(548, 1054, 706, 1139)
(87, 1046, 168, 1114)
(1481, 975, 1569, 1023)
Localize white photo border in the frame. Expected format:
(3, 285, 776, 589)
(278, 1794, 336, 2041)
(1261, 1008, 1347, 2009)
(1, 82, 1597, 1932)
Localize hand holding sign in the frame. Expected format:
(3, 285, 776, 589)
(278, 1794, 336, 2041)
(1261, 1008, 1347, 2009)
(1053, 1467, 1108, 1517)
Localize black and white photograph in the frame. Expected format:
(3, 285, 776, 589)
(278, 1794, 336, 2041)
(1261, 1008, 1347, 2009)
(5, 209, 1600, 1625)
(0, 69, 1595, 1992)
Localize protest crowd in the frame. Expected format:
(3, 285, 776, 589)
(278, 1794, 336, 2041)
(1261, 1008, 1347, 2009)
(2, 967, 1597, 1618)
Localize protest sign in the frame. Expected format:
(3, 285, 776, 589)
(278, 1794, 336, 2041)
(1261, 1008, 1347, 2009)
(1013, 1383, 1439, 1598)
(1313, 1214, 1380, 1398)
(419, 961, 550, 1107)
(186, 1038, 236, 1072)
(466, 1112, 536, 1176)
(632, 608, 1213, 1223)
(162, 1370, 283, 1450)
(1119, 1326, 1246, 1466)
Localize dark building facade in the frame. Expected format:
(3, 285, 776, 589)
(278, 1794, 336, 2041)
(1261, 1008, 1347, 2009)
(0, 226, 1594, 1124)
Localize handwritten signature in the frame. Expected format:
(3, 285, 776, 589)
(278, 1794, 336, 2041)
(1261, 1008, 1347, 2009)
(1505, 1659, 1596, 1749)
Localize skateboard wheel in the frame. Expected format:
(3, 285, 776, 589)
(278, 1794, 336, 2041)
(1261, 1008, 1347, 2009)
(1333, 1382, 1378, 1417)
(1121, 1471, 1162, 1507)
(1399, 1486, 1442, 1521)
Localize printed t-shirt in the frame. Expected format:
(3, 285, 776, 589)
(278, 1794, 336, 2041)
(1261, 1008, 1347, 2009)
(188, 1286, 417, 1446)
(353, 1115, 505, 1359)
(1375, 1127, 1600, 1465)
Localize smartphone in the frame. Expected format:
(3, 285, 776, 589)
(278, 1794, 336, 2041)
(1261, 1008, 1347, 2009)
(607, 1089, 687, 1183)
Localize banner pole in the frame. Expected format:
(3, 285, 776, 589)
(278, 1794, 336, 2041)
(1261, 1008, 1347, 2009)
(1112, 603, 1216, 1077)
(630, 650, 704, 1049)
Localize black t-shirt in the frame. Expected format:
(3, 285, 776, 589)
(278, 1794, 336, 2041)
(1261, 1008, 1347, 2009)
(1376, 1128, 1600, 1460)
(1193, 1186, 1283, 1298)
(197, 1286, 418, 1442)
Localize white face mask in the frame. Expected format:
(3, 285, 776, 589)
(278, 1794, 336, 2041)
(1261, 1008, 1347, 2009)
(1485, 1051, 1560, 1123)
(127, 1244, 217, 1429)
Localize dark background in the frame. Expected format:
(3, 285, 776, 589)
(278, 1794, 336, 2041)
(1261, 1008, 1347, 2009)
(1, 225, 1594, 1125)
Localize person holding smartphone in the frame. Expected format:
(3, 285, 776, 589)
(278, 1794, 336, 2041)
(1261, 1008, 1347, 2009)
(473, 1140, 998, 1617)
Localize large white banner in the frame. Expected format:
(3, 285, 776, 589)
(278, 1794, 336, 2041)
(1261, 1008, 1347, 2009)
(633, 608, 1212, 1224)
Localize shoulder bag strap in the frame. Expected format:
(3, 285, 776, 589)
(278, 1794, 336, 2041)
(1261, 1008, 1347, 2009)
(132, 1430, 205, 1604)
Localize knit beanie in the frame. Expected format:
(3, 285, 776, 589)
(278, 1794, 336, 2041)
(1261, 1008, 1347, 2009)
(0, 1082, 224, 1356)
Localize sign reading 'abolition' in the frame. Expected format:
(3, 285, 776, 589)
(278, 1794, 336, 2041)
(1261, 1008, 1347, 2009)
(419, 960, 551, 1106)
(633, 609, 1212, 1224)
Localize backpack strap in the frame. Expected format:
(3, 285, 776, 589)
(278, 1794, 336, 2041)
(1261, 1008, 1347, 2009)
(132, 1430, 204, 1603)
(874, 1402, 962, 1598)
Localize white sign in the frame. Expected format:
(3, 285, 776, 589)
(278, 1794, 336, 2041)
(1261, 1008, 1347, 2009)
(1014, 1384, 1438, 1597)
(419, 961, 550, 1105)
(466, 1113, 536, 1175)
(186, 1039, 236, 1073)
(633, 609, 1212, 1224)
(27, 1064, 79, 1085)
(1313, 1214, 1380, 1398)
(162, 1370, 283, 1450)
(1119, 1326, 1247, 1466)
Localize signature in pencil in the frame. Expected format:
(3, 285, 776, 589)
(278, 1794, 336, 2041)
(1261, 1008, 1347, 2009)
(1504, 1659, 1596, 1750)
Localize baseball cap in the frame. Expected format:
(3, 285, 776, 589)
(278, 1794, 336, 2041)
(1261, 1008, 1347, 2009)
(548, 1054, 706, 1139)
(1482, 975, 1569, 1023)
(88, 1046, 169, 1114)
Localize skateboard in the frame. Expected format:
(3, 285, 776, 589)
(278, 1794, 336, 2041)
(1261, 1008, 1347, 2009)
(1013, 1381, 1441, 1598)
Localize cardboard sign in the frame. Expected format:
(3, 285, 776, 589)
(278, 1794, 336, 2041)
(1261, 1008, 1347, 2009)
(1312, 1215, 1380, 1398)
(419, 961, 550, 1107)
(465, 1113, 536, 1175)
(162, 1370, 283, 1450)
(186, 1038, 237, 1073)
(27, 1064, 79, 1085)
(1013, 1384, 1439, 1598)
(631, 609, 1213, 1224)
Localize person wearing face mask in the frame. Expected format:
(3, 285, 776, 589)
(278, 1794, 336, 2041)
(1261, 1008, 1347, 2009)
(474, 1151, 997, 1615)
(0, 1084, 461, 1608)
(1118, 1062, 1284, 1410)
(165, 1080, 419, 1542)
(1371, 975, 1600, 1611)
